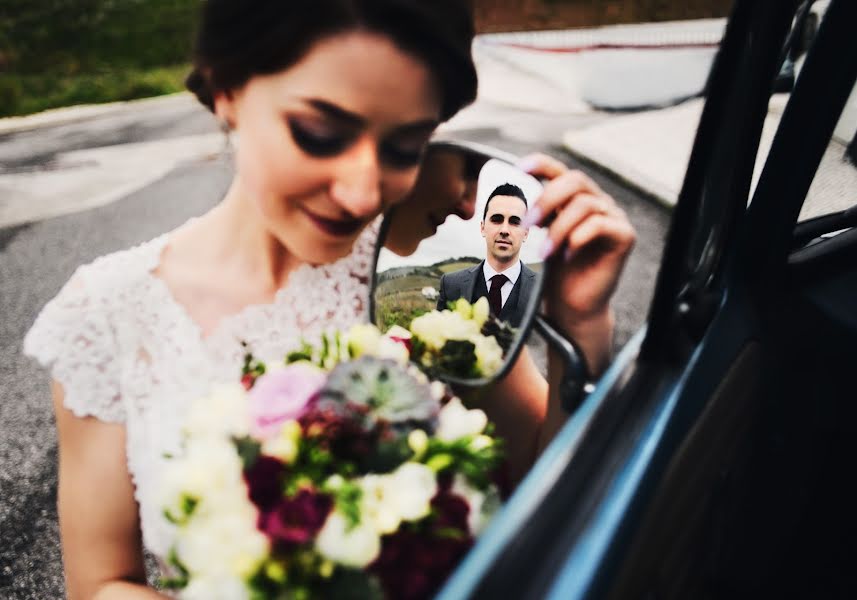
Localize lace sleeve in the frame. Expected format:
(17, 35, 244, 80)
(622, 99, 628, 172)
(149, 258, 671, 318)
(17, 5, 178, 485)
(23, 266, 124, 423)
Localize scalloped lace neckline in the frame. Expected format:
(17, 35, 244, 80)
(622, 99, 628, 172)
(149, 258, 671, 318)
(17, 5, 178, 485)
(140, 228, 354, 345)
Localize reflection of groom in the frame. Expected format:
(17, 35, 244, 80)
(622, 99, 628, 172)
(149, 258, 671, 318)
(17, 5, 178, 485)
(436, 183, 536, 328)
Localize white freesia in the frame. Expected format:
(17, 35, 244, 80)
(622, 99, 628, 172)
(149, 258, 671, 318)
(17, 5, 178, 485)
(387, 462, 437, 521)
(436, 397, 488, 442)
(360, 463, 437, 534)
(183, 383, 249, 439)
(471, 296, 490, 328)
(453, 298, 473, 319)
(260, 419, 301, 463)
(451, 475, 501, 536)
(410, 310, 480, 351)
(346, 323, 382, 357)
(385, 324, 412, 340)
(316, 511, 381, 568)
(160, 437, 246, 521)
(430, 380, 447, 401)
(472, 334, 504, 377)
(376, 336, 410, 365)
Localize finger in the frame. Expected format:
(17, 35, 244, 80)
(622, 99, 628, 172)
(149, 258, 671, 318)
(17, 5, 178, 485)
(565, 213, 636, 260)
(537, 192, 606, 259)
(516, 152, 569, 180)
(524, 170, 608, 228)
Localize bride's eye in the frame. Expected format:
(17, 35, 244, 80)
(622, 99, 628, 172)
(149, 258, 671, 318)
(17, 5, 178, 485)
(287, 117, 350, 157)
(380, 140, 425, 169)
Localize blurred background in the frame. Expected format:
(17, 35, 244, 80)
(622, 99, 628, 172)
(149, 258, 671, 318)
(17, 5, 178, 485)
(0, 0, 732, 118)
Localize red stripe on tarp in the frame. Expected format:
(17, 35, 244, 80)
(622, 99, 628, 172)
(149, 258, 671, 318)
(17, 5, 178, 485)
(486, 41, 720, 53)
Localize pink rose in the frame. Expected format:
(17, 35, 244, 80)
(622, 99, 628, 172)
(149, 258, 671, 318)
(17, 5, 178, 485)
(249, 364, 326, 439)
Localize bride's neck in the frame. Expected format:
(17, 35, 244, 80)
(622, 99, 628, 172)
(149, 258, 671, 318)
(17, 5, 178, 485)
(191, 178, 302, 293)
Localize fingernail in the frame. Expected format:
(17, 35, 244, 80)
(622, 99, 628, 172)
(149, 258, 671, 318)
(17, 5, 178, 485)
(538, 238, 554, 260)
(522, 205, 542, 228)
(516, 156, 539, 173)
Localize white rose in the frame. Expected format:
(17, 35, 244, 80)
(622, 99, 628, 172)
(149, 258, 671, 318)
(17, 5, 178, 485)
(436, 397, 488, 442)
(184, 383, 250, 439)
(346, 323, 382, 358)
(316, 511, 381, 568)
(180, 573, 249, 600)
(176, 506, 268, 580)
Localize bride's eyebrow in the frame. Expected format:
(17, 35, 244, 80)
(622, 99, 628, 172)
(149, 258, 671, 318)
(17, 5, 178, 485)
(300, 98, 438, 132)
(302, 98, 364, 126)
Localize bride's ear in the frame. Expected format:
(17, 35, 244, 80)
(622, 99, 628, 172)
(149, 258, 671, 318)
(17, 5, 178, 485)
(213, 90, 237, 130)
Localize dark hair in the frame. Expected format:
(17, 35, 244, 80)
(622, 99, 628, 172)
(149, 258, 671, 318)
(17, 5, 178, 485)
(483, 183, 528, 220)
(186, 0, 477, 122)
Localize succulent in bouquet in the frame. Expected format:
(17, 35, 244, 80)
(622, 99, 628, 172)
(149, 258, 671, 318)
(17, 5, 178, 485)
(159, 316, 506, 600)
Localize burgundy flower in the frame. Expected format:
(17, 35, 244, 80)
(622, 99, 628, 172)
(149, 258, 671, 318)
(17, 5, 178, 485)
(258, 489, 333, 549)
(431, 489, 470, 533)
(300, 401, 376, 462)
(243, 455, 287, 512)
(369, 488, 474, 600)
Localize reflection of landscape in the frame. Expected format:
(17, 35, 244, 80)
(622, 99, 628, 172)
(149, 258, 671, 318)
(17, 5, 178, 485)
(374, 257, 544, 331)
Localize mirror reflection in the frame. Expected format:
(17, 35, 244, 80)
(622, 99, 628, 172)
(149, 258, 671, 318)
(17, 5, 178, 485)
(373, 143, 546, 383)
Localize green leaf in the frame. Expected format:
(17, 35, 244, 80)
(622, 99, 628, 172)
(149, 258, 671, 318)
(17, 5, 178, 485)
(233, 436, 263, 470)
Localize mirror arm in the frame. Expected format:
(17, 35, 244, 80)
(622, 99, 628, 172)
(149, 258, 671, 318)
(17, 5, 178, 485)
(532, 315, 595, 414)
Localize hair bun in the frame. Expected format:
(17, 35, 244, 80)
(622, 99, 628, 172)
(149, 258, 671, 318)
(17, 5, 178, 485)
(185, 67, 215, 113)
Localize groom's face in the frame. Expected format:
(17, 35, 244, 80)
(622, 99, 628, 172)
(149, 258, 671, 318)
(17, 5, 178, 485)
(481, 195, 528, 265)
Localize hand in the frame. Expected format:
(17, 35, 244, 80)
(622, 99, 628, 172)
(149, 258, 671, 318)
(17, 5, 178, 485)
(520, 153, 636, 338)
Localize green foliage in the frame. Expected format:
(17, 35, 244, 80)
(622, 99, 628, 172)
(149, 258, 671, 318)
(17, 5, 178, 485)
(420, 427, 504, 490)
(0, 0, 198, 116)
(0, 65, 188, 117)
(233, 436, 263, 470)
(158, 548, 190, 590)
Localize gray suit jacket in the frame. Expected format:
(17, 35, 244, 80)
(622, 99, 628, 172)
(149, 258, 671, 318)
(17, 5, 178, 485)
(436, 261, 537, 328)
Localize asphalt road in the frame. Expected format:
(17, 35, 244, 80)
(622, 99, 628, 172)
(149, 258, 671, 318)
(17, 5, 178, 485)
(0, 102, 670, 599)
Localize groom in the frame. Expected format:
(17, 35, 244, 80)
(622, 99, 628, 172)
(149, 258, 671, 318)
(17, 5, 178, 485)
(436, 183, 537, 328)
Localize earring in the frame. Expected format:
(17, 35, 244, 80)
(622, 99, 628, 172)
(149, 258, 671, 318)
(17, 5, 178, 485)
(217, 117, 233, 156)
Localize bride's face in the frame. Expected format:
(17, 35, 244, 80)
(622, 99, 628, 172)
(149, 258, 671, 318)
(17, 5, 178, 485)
(215, 32, 443, 264)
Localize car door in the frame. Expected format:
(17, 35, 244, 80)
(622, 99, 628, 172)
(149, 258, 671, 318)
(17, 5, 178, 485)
(436, 0, 857, 598)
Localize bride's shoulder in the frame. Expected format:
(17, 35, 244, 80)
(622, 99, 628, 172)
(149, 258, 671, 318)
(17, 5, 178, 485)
(71, 234, 168, 300)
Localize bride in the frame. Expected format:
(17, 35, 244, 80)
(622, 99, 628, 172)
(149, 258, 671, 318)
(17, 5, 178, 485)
(23, 1, 635, 598)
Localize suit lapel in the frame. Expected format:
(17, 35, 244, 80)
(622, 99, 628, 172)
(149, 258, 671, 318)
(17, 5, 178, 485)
(464, 261, 483, 303)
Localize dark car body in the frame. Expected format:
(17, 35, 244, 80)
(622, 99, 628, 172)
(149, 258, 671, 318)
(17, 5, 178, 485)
(438, 0, 857, 598)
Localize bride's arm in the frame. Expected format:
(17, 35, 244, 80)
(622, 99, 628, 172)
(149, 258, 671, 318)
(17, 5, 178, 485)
(53, 382, 167, 600)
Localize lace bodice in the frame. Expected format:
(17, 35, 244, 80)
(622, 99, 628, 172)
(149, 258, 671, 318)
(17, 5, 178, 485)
(23, 219, 379, 560)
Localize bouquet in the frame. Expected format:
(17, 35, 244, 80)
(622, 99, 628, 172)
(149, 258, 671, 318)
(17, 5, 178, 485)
(408, 296, 516, 380)
(158, 315, 505, 600)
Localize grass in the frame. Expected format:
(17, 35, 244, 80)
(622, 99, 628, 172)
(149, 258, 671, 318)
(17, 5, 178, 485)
(0, 64, 190, 118)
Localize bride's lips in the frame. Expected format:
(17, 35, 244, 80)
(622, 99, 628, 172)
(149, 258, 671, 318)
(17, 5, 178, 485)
(303, 209, 364, 237)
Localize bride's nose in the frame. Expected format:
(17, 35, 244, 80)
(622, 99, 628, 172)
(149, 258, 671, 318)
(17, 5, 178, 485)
(329, 137, 382, 218)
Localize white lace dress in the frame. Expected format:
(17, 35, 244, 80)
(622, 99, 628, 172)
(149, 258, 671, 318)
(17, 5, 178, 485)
(23, 220, 378, 563)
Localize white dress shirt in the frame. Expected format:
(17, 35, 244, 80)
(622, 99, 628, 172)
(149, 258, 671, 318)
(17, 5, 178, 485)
(482, 260, 521, 308)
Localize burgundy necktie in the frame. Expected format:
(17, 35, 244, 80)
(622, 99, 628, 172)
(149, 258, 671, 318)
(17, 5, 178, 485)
(488, 274, 508, 317)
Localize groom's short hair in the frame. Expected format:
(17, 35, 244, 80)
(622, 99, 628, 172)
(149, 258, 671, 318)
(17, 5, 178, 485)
(483, 183, 528, 220)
